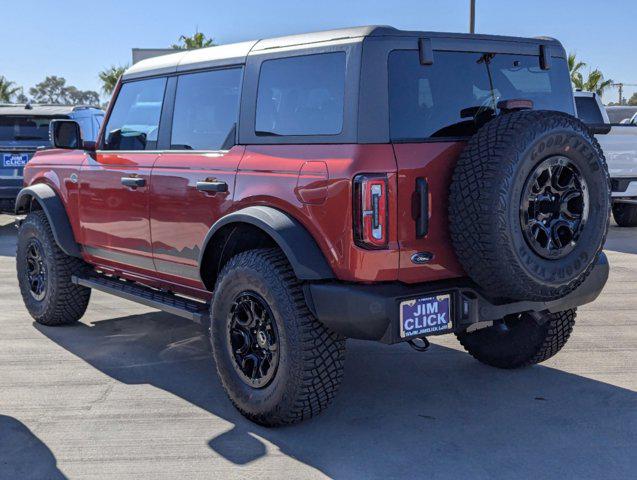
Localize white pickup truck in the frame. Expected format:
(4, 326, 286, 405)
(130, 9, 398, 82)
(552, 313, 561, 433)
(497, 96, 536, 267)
(574, 91, 637, 227)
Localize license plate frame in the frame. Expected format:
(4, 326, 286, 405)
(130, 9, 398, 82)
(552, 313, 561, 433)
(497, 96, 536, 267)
(2, 153, 29, 168)
(399, 293, 453, 339)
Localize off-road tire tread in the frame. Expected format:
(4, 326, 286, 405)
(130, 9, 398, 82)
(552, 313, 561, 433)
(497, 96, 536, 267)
(456, 309, 576, 369)
(212, 248, 345, 426)
(17, 211, 90, 325)
(449, 111, 610, 301)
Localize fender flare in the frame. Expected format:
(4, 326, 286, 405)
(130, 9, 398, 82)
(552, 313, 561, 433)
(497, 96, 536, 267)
(15, 184, 82, 258)
(199, 206, 334, 283)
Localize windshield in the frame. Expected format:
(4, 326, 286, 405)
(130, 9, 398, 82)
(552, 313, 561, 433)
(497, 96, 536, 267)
(389, 50, 574, 140)
(0, 116, 55, 143)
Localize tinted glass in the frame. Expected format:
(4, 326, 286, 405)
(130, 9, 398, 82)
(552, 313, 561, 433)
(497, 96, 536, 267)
(171, 68, 242, 150)
(575, 96, 604, 124)
(0, 116, 52, 142)
(389, 51, 574, 140)
(103, 77, 167, 150)
(256, 52, 346, 136)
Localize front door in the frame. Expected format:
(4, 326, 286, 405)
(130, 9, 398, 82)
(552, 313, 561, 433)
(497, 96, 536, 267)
(79, 76, 168, 276)
(149, 68, 244, 288)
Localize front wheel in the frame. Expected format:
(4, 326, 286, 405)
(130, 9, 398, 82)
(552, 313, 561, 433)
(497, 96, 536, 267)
(210, 248, 346, 426)
(455, 309, 576, 369)
(16, 211, 91, 326)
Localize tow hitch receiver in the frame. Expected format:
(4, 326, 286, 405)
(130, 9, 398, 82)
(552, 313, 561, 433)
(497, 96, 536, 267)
(407, 337, 430, 352)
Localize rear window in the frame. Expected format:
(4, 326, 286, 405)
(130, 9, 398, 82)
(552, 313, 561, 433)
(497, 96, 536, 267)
(575, 96, 604, 124)
(389, 51, 574, 140)
(0, 116, 53, 142)
(255, 52, 346, 136)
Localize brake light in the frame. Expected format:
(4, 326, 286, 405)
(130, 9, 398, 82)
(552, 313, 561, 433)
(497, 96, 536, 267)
(353, 174, 389, 249)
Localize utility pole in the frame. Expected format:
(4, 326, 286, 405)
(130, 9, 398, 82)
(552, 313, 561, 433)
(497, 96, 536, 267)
(470, 0, 476, 33)
(611, 83, 637, 105)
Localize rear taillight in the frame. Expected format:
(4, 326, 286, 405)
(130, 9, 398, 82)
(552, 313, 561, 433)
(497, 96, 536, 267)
(353, 174, 388, 249)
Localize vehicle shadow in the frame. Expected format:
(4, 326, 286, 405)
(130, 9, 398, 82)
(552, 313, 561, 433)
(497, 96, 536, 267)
(0, 415, 67, 480)
(37, 312, 637, 480)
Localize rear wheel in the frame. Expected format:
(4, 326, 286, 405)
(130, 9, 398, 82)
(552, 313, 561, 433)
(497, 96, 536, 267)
(455, 309, 576, 369)
(612, 203, 637, 227)
(16, 211, 91, 326)
(210, 248, 346, 426)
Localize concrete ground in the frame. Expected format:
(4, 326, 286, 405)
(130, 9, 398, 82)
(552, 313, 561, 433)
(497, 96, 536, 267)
(0, 214, 635, 480)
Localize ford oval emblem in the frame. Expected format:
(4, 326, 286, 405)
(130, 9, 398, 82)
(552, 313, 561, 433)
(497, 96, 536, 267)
(411, 252, 433, 264)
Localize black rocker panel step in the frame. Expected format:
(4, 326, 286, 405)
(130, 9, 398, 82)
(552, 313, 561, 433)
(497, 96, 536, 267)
(72, 274, 209, 324)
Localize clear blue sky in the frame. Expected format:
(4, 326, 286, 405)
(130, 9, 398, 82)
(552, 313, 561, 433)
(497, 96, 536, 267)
(1, 0, 635, 102)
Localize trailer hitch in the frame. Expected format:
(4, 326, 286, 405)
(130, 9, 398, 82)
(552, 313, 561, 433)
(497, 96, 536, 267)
(407, 337, 430, 352)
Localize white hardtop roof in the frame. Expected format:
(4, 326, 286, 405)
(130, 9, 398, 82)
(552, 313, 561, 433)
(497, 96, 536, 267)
(123, 25, 563, 81)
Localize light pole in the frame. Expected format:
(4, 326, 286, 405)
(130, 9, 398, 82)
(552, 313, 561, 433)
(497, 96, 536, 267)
(470, 0, 476, 33)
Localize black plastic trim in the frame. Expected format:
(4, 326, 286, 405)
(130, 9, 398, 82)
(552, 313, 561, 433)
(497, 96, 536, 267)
(308, 253, 609, 344)
(611, 177, 637, 193)
(14, 184, 82, 258)
(199, 206, 335, 284)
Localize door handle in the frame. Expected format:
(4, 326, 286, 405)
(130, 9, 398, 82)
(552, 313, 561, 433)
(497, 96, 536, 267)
(121, 177, 146, 188)
(196, 181, 228, 193)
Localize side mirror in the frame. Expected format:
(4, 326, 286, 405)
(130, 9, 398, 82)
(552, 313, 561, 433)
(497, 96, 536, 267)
(49, 119, 95, 151)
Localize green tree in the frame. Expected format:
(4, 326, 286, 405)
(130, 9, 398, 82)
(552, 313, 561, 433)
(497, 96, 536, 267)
(29, 76, 67, 103)
(628, 92, 637, 106)
(567, 53, 586, 85)
(0, 76, 21, 102)
(98, 65, 127, 96)
(64, 86, 100, 106)
(29, 76, 100, 105)
(572, 69, 613, 98)
(172, 31, 216, 50)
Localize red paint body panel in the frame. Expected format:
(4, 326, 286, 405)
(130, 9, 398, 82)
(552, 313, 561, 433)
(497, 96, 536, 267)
(22, 141, 467, 300)
(79, 151, 157, 276)
(235, 144, 401, 282)
(393, 142, 466, 283)
(149, 146, 245, 289)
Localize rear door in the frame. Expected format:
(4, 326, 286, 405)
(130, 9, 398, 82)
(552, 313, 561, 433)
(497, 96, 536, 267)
(150, 68, 244, 286)
(79, 77, 167, 274)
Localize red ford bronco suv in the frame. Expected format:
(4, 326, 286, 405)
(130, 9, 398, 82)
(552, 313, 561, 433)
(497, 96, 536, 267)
(15, 26, 611, 426)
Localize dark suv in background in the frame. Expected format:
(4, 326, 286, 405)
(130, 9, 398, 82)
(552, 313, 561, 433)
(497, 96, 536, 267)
(0, 104, 104, 212)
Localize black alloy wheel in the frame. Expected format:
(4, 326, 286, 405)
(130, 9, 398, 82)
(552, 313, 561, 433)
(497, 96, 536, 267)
(25, 238, 47, 301)
(227, 291, 280, 388)
(520, 156, 589, 260)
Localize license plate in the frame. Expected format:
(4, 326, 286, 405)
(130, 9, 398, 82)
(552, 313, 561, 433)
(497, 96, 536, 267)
(2, 153, 29, 168)
(400, 294, 452, 338)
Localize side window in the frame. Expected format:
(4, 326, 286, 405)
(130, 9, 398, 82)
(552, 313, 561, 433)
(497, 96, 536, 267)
(103, 77, 167, 150)
(171, 68, 242, 150)
(255, 52, 346, 136)
(575, 96, 604, 124)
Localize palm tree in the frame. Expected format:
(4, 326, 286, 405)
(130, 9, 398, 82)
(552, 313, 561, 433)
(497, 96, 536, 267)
(0, 76, 21, 102)
(172, 31, 216, 50)
(572, 69, 614, 98)
(567, 53, 586, 85)
(98, 65, 128, 96)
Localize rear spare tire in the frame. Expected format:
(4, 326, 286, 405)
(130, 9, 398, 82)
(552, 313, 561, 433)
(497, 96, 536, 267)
(449, 111, 610, 301)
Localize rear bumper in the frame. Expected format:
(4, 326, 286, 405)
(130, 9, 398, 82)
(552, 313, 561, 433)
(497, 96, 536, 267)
(307, 253, 609, 344)
(611, 177, 637, 198)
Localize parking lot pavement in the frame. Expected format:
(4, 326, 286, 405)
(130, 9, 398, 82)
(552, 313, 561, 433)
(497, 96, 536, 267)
(0, 214, 635, 480)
